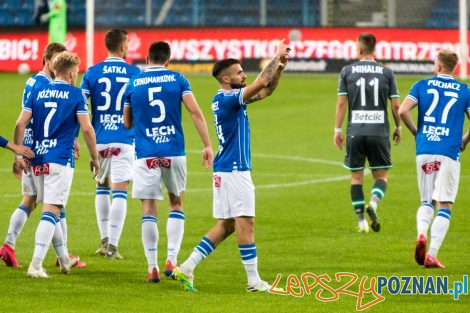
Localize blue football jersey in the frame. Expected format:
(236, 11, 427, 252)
(406, 74, 470, 160)
(22, 72, 53, 147)
(212, 88, 251, 172)
(81, 57, 140, 145)
(123, 66, 191, 159)
(23, 80, 88, 167)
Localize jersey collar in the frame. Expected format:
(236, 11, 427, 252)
(105, 57, 125, 63)
(37, 71, 53, 81)
(437, 74, 454, 80)
(53, 79, 68, 85)
(145, 65, 167, 72)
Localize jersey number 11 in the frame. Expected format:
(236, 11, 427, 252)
(356, 77, 379, 107)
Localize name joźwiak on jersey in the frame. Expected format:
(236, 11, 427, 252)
(123, 66, 192, 159)
(338, 60, 400, 137)
(22, 72, 53, 147)
(81, 57, 140, 145)
(406, 74, 470, 160)
(23, 80, 89, 167)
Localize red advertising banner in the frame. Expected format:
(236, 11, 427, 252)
(0, 27, 465, 72)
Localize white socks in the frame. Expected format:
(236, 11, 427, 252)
(180, 237, 215, 275)
(416, 203, 434, 237)
(181, 250, 204, 274)
(5, 205, 29, 248)
(32, 212, 57, 268)
(166, 210, 185, 265)
(428, 209, 451, 258)
(109, 190, 128, 247)
(52, 219, 69, 263)
(95, 187, 111, 240)
(239, 243, 261, 286)
(142, 215, 158, 273)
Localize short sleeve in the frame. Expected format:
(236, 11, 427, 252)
(466, 89, 470, 112)
(23, 86, 35, 112)
(76, 90, 89, 115)
(180, 75, 192, 97)
(0, 135, 8, 148)
(388, 71, 400, 99)
(337, 68, 348, 96)
(123, 80, 133, 108)
(221, 89, 243, 109)
(80, 71, 91, 98)
(406, 81, 421, 104)
(22, 78, 33, 107)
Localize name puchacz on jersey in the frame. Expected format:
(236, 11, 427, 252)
(81, 57, 141, 145)
(406, 74, 470, 160)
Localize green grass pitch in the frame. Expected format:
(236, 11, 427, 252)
(0, 72, 469, 312)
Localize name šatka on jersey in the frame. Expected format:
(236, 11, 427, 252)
(103, 65, 127, 74)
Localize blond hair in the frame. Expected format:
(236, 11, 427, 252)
(437, 49, 459, 72)
(53, 52, 80, 76)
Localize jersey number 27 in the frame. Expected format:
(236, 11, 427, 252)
(424, 89, 457, 124)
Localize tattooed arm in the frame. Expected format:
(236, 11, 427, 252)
(242, 39, 289, 103)
(246, 55, 288, 104)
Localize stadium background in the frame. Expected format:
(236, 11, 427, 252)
(0, 1, 469, 312)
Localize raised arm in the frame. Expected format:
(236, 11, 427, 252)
(246, 54, 289, 104)
(398, 98, 418, 137)
(242, 39, 290, 102)
(334, 95, 347, 150)
(182, 93, 213, 169)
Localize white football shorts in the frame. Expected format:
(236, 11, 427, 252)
(416, 154, 460, 203)
(132, 156, 186, 200)
(32, 163, 74, 207)
(95, 143, 134, 184)
(22, 167, 37, 196)
(213, 171, 255, 219)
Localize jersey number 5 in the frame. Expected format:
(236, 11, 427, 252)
(148, 87, 166, 123)
(424, 89, 457, 124)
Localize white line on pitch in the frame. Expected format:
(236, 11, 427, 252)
(0, 151, 368, 197)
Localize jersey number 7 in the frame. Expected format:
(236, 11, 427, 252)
(44, 101, 57, 137)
